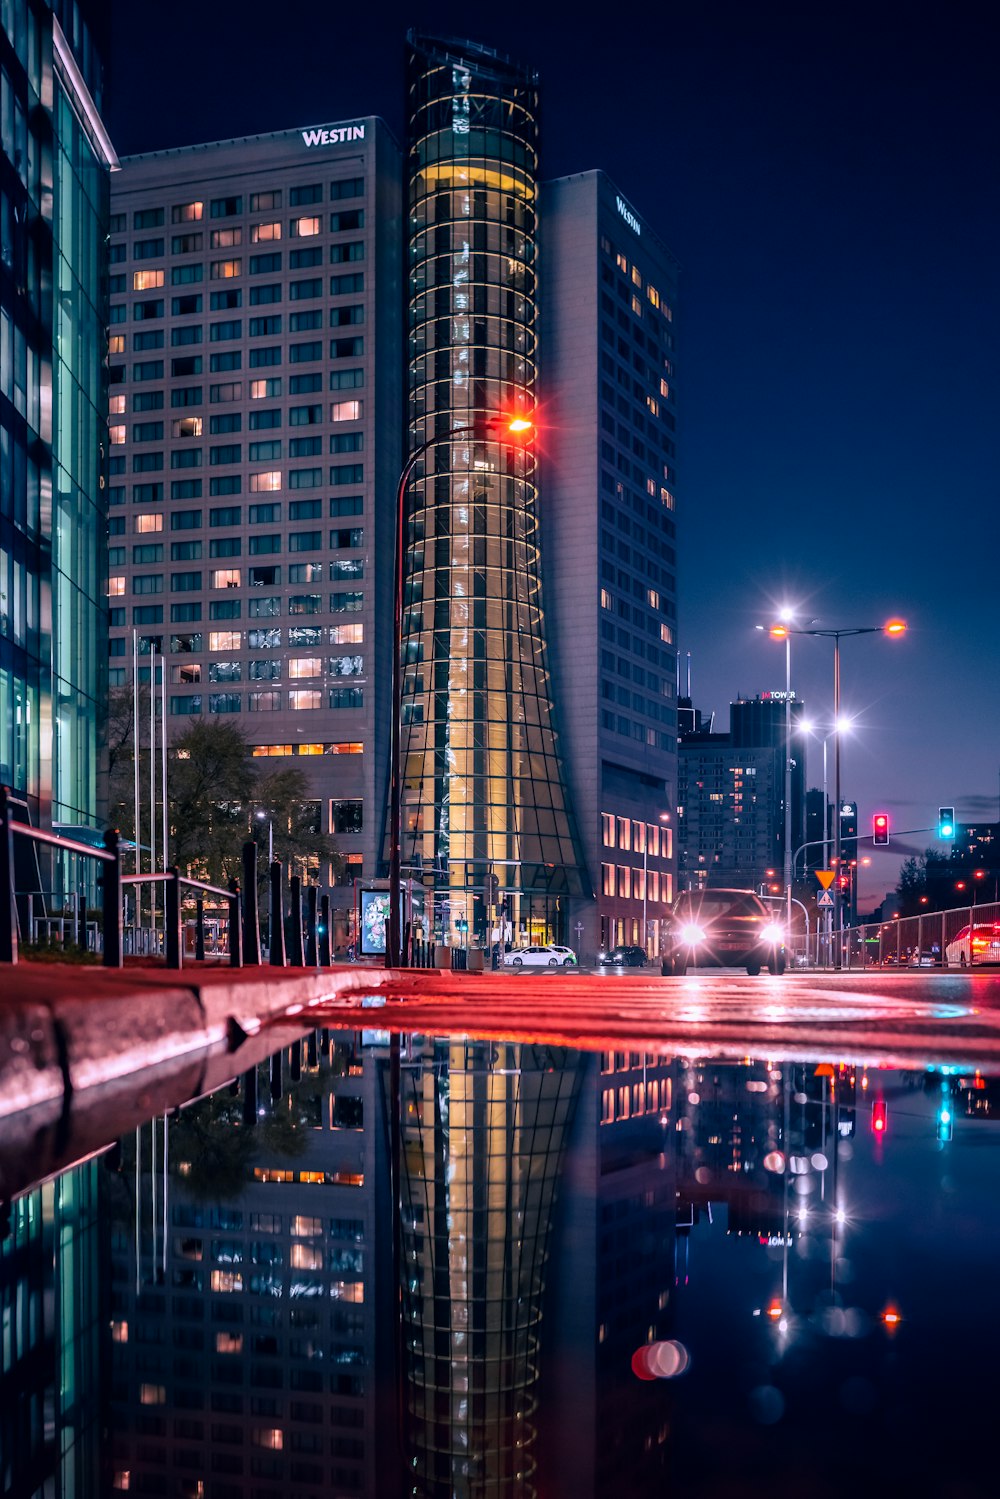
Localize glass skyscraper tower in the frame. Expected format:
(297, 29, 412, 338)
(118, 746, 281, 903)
(0, 0, 113, 833)
(399, 33, 586, 947)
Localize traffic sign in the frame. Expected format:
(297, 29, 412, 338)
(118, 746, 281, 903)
(817, 890, 834, 909)
(815, 870, 835, 889)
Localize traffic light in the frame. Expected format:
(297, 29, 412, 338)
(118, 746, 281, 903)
(936, 1103, 953, 1143)
(872, 1097, 888, 1134)
(938, 807, 955, 840)
(873, 812, 889, 846)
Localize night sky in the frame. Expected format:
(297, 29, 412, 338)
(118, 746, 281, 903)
(104, 0, 1000, 907)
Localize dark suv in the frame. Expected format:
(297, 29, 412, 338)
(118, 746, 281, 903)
(662, 889, 786, 976)
(599, 944, 649, 968)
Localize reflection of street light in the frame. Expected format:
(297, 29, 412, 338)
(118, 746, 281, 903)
(387, 413, 535, 967)
(765, 620, 906, 969)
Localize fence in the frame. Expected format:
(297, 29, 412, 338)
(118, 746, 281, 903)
(838, 900, 1000, 970)
(1, 785, 477, 972)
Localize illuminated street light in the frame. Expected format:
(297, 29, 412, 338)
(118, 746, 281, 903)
(764, 619, 907, 969)
(387, 413, 535, 967)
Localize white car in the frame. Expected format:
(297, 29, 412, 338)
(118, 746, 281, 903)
(945, 923, 1000, 967)
(504, 944, 577, 968)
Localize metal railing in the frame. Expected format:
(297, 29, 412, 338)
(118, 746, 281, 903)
(0, 784, 337, 971)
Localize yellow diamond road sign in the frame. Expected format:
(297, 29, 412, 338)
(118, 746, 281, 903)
(815, 870, 835, 889)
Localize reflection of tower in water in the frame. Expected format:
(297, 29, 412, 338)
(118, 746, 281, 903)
(394, 1040, 582, 1496)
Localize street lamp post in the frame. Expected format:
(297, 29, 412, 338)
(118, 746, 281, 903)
(256, 810, 273, 863)
(387, 414, 534, 968)
(767, 620, 906, 970)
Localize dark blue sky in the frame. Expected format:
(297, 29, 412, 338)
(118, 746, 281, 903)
(105, 0, 1000, 906)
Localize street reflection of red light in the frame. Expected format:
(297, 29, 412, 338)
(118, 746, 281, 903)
(767, 1300, 783, 1320)
(880, 1306, 902, 1333)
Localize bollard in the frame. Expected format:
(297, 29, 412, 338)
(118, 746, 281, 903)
(0, 785, 16, 964)
(305, 885, 318, 967)
(228, 880, 243, 967)
(269, 859, 286, 967)
(242, 1065, 258, 1126)
(101, 828, 123, 968)
(165, 869, 182, 969)
(195, 895, 206, 961)
(241, 841, 261, 964)
(319, 894, 331, 967)
(289, 875, 304, 966)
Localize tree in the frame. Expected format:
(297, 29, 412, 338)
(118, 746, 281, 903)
(896, 851, 931, 916)
(106, 692, 340, 886)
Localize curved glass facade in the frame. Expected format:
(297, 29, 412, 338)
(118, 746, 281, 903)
(401, 34, 585, 946)
(394, 1039, 582, 1496)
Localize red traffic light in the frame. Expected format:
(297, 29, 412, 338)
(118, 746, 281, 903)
(873, 812, 890, 846)
(872, 1098, 888, 1134)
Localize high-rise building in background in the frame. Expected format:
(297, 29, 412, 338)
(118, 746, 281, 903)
(108, 121, 402, 914)
(106, 35, 680, 952)
(1, 0, 113, 836)
(677, 694, 805, 892)
(541, 172, 680, 956)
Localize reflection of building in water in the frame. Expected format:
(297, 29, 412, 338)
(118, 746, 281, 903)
(393, 1039, 582, 1496)
(675, 1059, 788, 1237)
(0, 1164, 104, 1496)
(541, 1051, 678, 1496)
(106, 1033, 386, 1498)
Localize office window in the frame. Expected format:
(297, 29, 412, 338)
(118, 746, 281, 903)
(289, 689, 322, 710)
(250, 191, 281, 212)
(289, 341, 322, 363)
(330, 432, 362, 454)
(173, 417, 203, 438)
(249, 315, 281, 337)
(133, 360, 164, 381)
(331, 337, 363, 359)
(210, 599, 241, 620)
(133, 606, 164, 625)
(210, 506, 242, 527)
(172, 356, 202, 377)
(289, 309, 321, 333)
(290, 216, 321, 237)
(171, 571, 202, 591)
(289, 530, 321, 551)
(211, 319, 242, 341)
(330, 527, 363, 549)
(249, 346, 281, 367)
(248, 628, 281, 649)
(135, 513, 164, 533)
(210, 259, 242, 279)
(171, 448, 202, 469)
(209, 412, 241, 435)
(210, 475, 241, 496)
(248, 503, 279, 524)
(250, 379, 281, 400)
(290, 563, 323, 584)
(171, 695, 203, 714)
(289, 469, 321, 490)
(209, 693, 241, 713)
(210, 537, 241, 557)
(290, 245, 323, 269)
(330, 464, 363, 487)
(289, 595, 321, 615)
(249, 440, 281, 462)
(210, 351, 241, 372)
(250, 221, 281, 243)
(290, 277, 322, 300)
(171, 603, 202, 624)
(171, 263, 204, 286)
(133, 269, 165, 290)
(134, 236, 164, 260)
(249, 283, 282, 307)
(290, 373, 322, 395)
(330, 209, 364, 232)
(330, 594, 363, 615)
(171, 479, 202, 500)
(170, 510, 203, 530)
(173, 201, 204, 223)
(210, 381, 242, 403)
(172, 386, 203, 407)
(171, 539, 202, 560)
(329, 688, 363, 709)
(330, 304, 363, 327)
(211, 227, 243, 249)
(133, 452, 164, 473)
(331, 400, 362, 423)
(250, 471, 281, 492)
(289, 498, 321, 520)
(329, 241, 364, 263)
(330, 368, 364, 390)
(210, 195, 242, 218)
(249, 535, 280, 555)
(249, 596, 281, 618)
(249, 692, 281, 712)
(330, 271, 364, 295)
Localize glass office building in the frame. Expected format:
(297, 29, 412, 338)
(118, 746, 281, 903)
(399, 34, 586, 948)
(0, 0, 113, 832)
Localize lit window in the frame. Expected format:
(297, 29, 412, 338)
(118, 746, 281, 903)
(291, 1215, 323, 1234)
(601, 812, 615, 847)
(109, 423, 125, 444)
(251, 744, 293, 756)
(251, 222, 282, 242)
(617, 817, 631, 851)
(330, 1281, 364, 1303)
(617, 866, 632, 899)
(288, 657, 321, 678)
(291, 216, 321, 237)
(111, 1320, 129, 1343)
(250, 470, 282, 492)
(600, 588, 613, 610)
(209, 631, 241, 650)
(112, 1473, 131, 1490)
(648, 589, 661, 609)
(210, 226, 242, 248)
(648, 826, 660, 857)
(210, 568, 241, 589)
(173, 201, 203, 222)
(290, 1243, 323, 1269)
(139, 1384, 166, 1405)
(108, 576, 125, 596)
(602, 862, 614, 895)
(329, 623, 363, 645)
(210, 1270, 243, 1293)
(215, 1332, 243, 1353)
(646, 395, 659, 417)
(133, 269, 164, 290)
(616, 252, 627, 272)
(109, 394, 126, 414)
(250, 379, 281, 399)
(289, 688, 322, 710)
(331, 399, 362, 422)
(660, 377, 670, 398)
(660, 487, 675, 510)
(135, 514, 164, 532)
(632, 265, 642, 287)
(173, 416, 203, 438)
(660, 623, 674, 645)
(647, 284, 660, 308)
(632, 294, 642, 316)
(210, 259, 242, 279)
(109, 335, 125, 355)
(633, 820, 646, 854)
(253, 1429, 284, 1450)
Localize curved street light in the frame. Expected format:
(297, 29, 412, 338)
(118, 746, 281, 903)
(387, 413, 536, 967)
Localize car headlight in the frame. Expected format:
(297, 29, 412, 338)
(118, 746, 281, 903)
(761, 924, 784, 944)
(680, 923, 705, 945)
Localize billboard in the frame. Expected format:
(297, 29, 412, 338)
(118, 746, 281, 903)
(359, 889, 390, 955)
